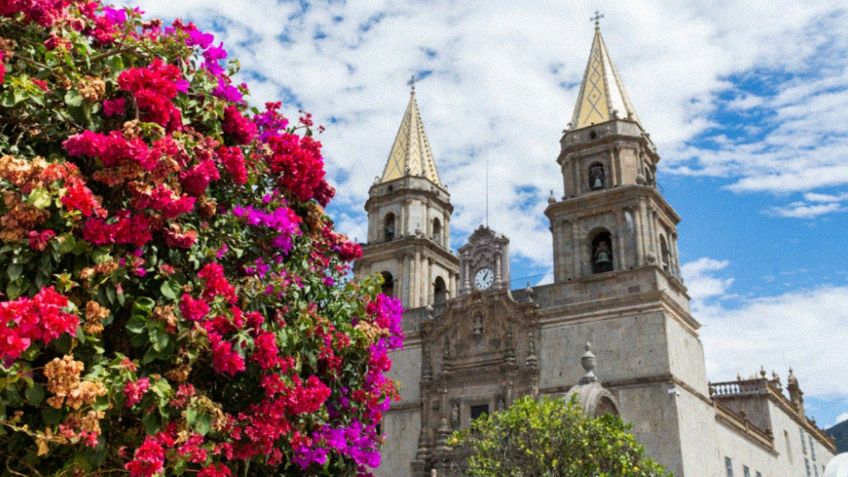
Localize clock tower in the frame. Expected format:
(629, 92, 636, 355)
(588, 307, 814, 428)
(458, 226, 510, 294)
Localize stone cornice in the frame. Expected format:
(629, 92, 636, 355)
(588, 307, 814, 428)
(358, 237, 460, 266)
(545, 184, 681, 224)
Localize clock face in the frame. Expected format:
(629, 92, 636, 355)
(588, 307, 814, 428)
(474, 267, 495, 290)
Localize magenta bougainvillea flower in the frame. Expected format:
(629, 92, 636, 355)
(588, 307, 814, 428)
(0, 2, 399, 475)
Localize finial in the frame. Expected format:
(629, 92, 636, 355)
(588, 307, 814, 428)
(580, 341, 597, 384)
(407, 74, 417, 94)
(759, 365, 766, 379)
(590, 10, 604, 31)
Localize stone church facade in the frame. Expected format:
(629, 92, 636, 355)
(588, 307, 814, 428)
(353, 25, 837, 477)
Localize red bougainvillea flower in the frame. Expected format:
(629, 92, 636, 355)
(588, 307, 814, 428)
(124, 436, 165, 477)
(0, 287, 78, 362)
(124, 377, 150, 407)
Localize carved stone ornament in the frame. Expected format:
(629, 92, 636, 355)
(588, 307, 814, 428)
(416, 287, 540, 472)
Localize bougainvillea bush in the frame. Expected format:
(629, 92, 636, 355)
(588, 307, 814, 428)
(0, 2, 402, 475)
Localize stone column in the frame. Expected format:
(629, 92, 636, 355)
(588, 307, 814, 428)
(672, 233, 681, 277)
(399, 255, 407, 304)
(616, 211, 626, 270)
(569, 222, 579, 279)
(426, 258, 433, 305)
(609, 148, 620, 187)
(425, 199, 431, 237)
(461, 253, 470, 292)
(409, 254, 418, 307)
(634, 201, 645, 267)
(573, 159, 582, 196)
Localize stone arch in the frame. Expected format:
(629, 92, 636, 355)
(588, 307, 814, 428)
(380, 271, 394, 297)
(383, 213, 396, 241)
(588, 162, 606, 191)
(589, 228, 614, 274)
(433, 276, 447, 306)
(660, 235, 670, 272)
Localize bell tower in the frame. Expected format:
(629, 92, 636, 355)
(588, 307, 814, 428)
(545, 22, 683, 284)
(354, 82, 460, 310)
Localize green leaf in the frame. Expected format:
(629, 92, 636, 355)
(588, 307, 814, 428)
(5, 280, 23, 300)
(195, 412, 212, 436)
(25, 383, 45, 406)
(132, 297, 155, 318)
(150, 326, 169, 352)
(141, 411, 160, 434)
(159, 280, 180, 301)
(106, 55, 124, 79)
(25, 188, 52, 209)
(125, 316, 146, 334)
(64, 89, 83, 107)
(0, 90, 17, 107)
(6, 263, 22, 281)
(57, 235, 76, 254)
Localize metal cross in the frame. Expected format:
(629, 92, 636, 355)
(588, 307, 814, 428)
(407, 74, 417, 93)
(590, 10, 604, 30)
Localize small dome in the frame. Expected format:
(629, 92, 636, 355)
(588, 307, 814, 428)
(825, 453, 848, 477)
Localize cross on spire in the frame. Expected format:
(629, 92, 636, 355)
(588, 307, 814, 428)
(407, 74, 417, 94)
(590, 10, 604, 31)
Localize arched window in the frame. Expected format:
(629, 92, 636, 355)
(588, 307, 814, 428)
(589, 162, 606, 191)
(660, 235, 670, 272)
(593, 396, 620, 417)
(591, 231, 613, 274)
(384, 213, 395, 241)
(432, 218, 442, 245)
(380, 271, 394, 297)
(434, 276, 447, 306)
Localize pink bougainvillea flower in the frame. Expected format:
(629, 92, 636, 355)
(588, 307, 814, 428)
(124, 377, 150, 407)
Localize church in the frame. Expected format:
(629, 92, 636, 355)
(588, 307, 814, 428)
(352, 23, 837, 477)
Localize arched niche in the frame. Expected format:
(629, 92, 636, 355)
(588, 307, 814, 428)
(433, 276, 447, 306)
(432, 217, 442, 245)
(589, 162, 606, 191)
(384, 213, 396, 241)
(590, 229, 614, 274)
(380, 271, 394, 297)
(660, 235, 670, 272)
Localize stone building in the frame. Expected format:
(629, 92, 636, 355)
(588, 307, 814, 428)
(353, 24, 837, 477)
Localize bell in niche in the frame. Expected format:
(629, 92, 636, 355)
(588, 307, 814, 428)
(594, 241, 611, 265)
(593, 176, 604, 189)
(589, 164, 605, 190)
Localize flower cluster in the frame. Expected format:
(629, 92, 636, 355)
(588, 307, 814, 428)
(232, 202, 302, 253)
(0, 287, 78, 362)
(117, 58, 187, 129)
(0, 2, 400, 476)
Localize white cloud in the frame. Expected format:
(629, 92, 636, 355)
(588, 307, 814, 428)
(835, 412, 848, 427)
(121, 0, 848, 262)
(770, 201, 843, 219)
(681, 257, 734, 315)
(682, 258, 848, 398)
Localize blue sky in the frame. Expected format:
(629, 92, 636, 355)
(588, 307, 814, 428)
(122, 0, 848, 429)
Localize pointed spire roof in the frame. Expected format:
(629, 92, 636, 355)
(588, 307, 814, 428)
(380, 87, 442, 186)
(570, 25, 640, 129)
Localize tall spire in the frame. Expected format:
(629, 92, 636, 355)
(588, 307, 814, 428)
(570, 22, 640, 130)
(379, 80, 442, 186)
